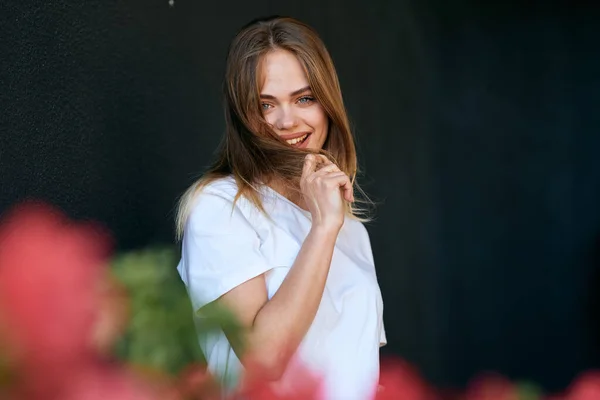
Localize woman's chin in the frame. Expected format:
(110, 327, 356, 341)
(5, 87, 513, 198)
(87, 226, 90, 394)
(304, 138, 323, 151)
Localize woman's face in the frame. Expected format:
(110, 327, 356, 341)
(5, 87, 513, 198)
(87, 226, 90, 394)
(259, 49, 328, 150)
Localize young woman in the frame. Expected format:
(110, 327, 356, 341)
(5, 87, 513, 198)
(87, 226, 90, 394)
(176, 16, 386, 399)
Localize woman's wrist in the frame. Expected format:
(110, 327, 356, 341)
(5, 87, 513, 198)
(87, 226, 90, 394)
(309, 222, 341, 238)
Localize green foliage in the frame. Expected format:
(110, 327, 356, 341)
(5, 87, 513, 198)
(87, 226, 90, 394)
(110, 245, 245, 376)
(110, 246, 203, 374)
(515, 382, 544, 400)
(0, 351, 13, 387)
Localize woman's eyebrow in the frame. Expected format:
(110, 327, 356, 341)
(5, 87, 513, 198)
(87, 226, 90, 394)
(260, 85, 311, 99)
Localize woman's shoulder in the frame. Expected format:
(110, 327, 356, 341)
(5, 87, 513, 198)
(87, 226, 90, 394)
(187, 176, 265, 231)
(188, 176, 243, 218)
(343, 216, 368, 234)
(341, 217, 373, 247)
(199, 175, 239, 199)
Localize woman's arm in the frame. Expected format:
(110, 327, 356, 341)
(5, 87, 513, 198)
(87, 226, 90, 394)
(219, 155, 352, 380)
(219, 223, 337, 380)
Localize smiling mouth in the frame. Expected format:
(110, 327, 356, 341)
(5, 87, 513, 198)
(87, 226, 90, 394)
(285, 133, 310, 146)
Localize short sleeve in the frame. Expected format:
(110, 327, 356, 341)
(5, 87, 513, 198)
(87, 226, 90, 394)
(357, 221, 387, 348)
(178, 189, 274, 312)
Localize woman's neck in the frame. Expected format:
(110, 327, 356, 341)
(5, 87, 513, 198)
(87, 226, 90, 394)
(267, 179, 308, 210)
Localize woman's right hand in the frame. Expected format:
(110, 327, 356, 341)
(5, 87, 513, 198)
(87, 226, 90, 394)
(300, 154, 354, 232)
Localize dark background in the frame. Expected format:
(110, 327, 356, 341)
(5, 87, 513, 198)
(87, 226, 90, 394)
(1, 0, 599, 392)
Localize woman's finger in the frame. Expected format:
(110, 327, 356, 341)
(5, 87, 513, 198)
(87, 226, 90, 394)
(302, 154, 317, 179)
(323, 173, 355, 203)
(312, 164, 340, 176)
(314, 154, 333, 168)
(342, 179, 354, 203)
(337, 176, 354, 203)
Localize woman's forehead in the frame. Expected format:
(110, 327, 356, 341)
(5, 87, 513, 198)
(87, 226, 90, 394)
(259, 50, 309, 96)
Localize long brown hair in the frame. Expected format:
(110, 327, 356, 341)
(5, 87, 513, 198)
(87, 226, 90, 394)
(176, 16, 369, 240)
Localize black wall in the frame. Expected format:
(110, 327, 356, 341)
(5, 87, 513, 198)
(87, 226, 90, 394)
(2, 0, 599, 391)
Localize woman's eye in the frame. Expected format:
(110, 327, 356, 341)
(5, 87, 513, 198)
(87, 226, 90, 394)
(261, 103, 272, 110)
(297, 96, 314, 104)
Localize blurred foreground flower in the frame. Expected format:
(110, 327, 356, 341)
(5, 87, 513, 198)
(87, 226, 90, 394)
(464, 373, 518, 400)
(563, 371, 600, 400)
(235, 356, 323, 400)
(0, 202, 159, 399)
(376, 357, 435, 400)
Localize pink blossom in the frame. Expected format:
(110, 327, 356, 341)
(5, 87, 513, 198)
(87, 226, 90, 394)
(0, 202, 157, 399)
(464, 372, 517, 400)
(375, 357, 434, 400)
(565, 371, 600, 400)
(60, 362, 159, 400)
(236, 356, 323, 400)
(168, 363, 221, 400)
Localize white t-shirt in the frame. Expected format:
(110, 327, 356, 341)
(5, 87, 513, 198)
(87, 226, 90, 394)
(177, 176, 386, 399)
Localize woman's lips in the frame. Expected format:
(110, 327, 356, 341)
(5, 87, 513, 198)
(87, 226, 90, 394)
(293, 133, 311, 148)
(281, 132, 312, 148)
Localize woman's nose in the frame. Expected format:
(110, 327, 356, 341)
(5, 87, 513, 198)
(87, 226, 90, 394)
(275, 107, 298, 130)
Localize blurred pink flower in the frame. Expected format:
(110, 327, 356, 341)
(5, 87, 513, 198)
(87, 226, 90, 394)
(236, 356, 323, 400)
(61, 362, 160, 400)
(167, 363, 221, 400)
(0, 202, 159, 399)
(0, 202, 110, 363)
(464, 372, 517, 400)
(375, 357, 434, 400)
(565, 371, 600, 400)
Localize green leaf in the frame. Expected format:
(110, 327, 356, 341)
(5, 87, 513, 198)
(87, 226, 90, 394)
(109, 246, 246, 376)
(110, 246, 205, 374)
(516, 381, 543, 400)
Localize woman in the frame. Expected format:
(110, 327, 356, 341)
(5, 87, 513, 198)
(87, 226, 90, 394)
(176, 16, 386, 399)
